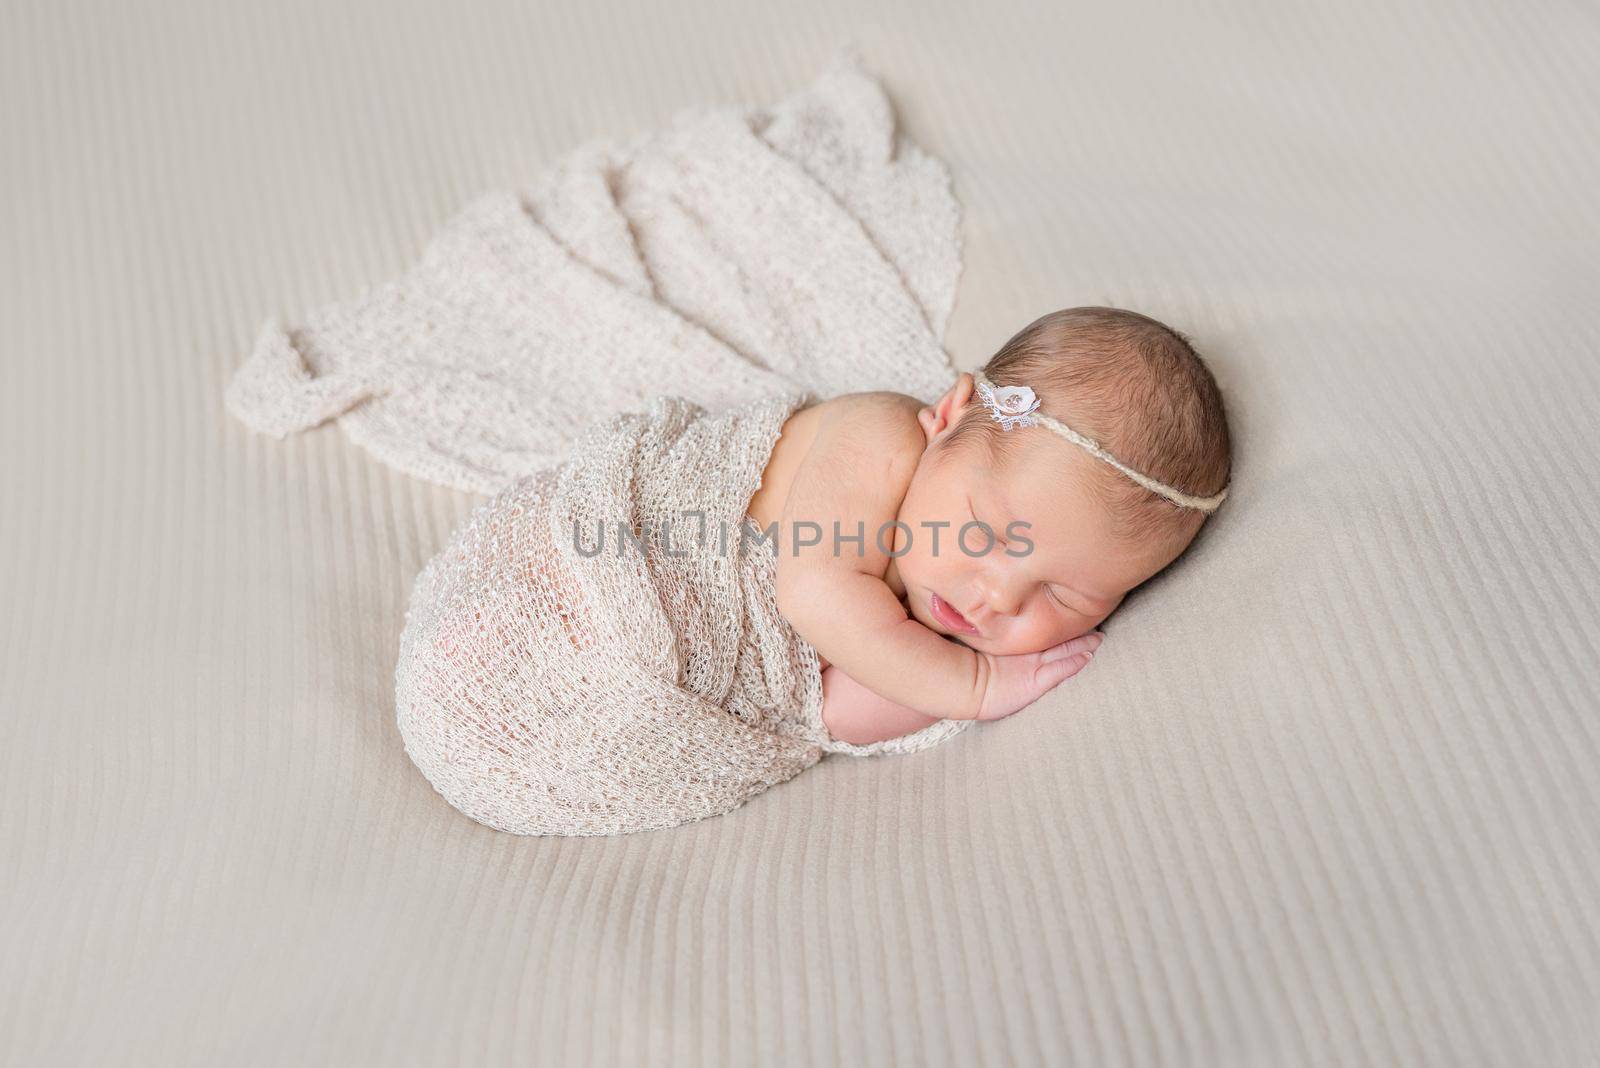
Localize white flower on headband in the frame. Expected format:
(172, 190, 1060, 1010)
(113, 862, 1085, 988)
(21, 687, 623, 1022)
(979, 381, 1041, 430)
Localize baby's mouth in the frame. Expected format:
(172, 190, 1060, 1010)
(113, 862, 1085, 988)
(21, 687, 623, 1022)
(928, 591, 979, 636)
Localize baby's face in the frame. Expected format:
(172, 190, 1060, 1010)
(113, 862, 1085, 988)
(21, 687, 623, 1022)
(887, 377, 1197, 657)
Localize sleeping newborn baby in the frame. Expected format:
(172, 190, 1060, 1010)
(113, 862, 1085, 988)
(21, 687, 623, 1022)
(746, 305, 1233, 746)
(394, 304, 1232, 836)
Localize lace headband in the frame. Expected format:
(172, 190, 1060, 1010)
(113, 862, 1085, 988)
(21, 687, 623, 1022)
(970, 368, 1230, 514)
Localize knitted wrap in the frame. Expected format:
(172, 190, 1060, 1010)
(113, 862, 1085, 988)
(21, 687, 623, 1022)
(395, 392, 968, 835)
(225, 50, 973, 834)
(225, 49, 963, 492)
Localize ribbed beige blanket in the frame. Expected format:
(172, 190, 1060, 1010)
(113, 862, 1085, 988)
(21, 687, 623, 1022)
(225, 51, 974, 833)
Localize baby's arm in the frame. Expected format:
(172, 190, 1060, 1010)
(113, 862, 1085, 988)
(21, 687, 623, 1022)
(821, 663, 945, 745)
(773, 394, 986, 721)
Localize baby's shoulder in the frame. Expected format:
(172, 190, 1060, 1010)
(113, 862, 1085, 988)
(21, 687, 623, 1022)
(810, 391, 927, 466)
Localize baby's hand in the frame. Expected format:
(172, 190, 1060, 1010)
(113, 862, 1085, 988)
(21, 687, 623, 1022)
(973, 632, 1104, 722)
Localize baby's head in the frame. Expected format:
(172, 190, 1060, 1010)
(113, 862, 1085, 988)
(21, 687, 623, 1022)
(893, 306, 1233, 655)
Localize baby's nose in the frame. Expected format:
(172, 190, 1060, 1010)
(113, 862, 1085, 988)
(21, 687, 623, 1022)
(972, 572, 1024, 618)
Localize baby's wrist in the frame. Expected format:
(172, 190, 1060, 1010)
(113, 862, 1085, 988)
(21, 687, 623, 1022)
(938, 646, 987, 722)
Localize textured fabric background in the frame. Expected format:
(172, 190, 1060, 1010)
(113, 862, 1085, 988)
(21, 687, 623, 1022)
(3, 1, 1598, 1065)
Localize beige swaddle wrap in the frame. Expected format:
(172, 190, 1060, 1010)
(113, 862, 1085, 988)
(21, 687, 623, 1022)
(224, 49, 973, 833)
(394, 391, 967, 835)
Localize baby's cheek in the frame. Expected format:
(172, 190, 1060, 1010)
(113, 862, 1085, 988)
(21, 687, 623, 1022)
(1017, 611, 1088, 653)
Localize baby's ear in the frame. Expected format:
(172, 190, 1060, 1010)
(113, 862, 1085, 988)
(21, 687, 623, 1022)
(919, 372, 976, 441)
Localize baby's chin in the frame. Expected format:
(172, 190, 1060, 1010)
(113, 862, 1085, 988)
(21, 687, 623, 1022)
(940, 629, 1001, 655)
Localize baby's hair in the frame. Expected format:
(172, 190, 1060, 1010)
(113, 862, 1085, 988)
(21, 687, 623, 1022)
(940, 306, 1233, 547)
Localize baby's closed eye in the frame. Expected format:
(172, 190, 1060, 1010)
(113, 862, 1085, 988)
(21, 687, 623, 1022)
(967, 494, 1005, 542)
(1046, 585, 1093, 615)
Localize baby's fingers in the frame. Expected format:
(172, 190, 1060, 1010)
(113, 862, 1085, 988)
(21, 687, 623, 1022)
(1035, 633, 1103, 689)
(1041, 631, 1104, 663)
(1032, 651, 1095, 695)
